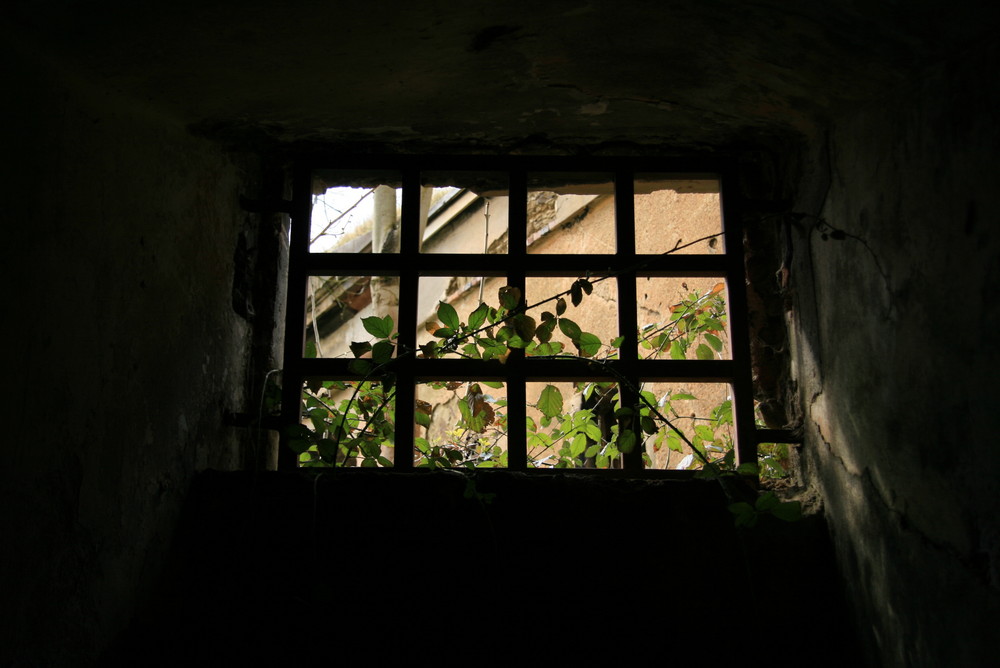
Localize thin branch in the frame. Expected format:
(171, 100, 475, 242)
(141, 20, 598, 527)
(310, 188, 376, 245)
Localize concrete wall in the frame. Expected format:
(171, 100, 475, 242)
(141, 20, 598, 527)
(791, 37, 1000, 666)
(0, 35, 267, 665)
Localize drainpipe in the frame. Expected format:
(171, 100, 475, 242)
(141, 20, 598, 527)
(373, 185, 397, 253)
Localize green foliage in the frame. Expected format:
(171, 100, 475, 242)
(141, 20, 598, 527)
(728, 492, 802, 528)
(287, 275, 796, 523)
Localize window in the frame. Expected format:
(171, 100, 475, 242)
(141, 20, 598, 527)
(277, 157, 773, 474)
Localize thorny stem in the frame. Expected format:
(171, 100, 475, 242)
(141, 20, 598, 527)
(435, 231, 726, 353)
(301, 229, 751, 486)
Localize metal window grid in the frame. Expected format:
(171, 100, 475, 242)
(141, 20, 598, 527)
(277, 156, 764, 473)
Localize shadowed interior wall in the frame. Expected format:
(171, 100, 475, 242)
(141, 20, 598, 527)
(1, 2, 999, 666)
(0, 37, 263, 665)
(790, 36, 1000, 667)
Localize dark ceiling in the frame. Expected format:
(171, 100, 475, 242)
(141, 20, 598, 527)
(6, 1, 997, 152)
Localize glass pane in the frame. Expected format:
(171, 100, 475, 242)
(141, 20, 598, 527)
(417, 277, 511, 359)
(305, 275, 398, 359)
(754, 399, 793, 480)
(638, 382, 734, 471)
(634, 175, 723, 255)
(525, 276, 618, 358)
(295, 380, 395, 468)
(421, 171, 509, 254)
(527, 173, 615, 254)
(415, 381, 508, 468)
(525, 381, 628, 469)
(310, 170, 402, 253)
(636, 277, 730, 360)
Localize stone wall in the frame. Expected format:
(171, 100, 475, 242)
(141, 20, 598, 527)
(790, 36, 1000, 667)
(0, 33, 267, 665)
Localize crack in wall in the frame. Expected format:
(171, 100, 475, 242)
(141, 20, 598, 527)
(807, 390, 992, 589)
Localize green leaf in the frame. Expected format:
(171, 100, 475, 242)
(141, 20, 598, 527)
(610, 336, 624, 348)
(585, 443, 601, 458)
(558, 318, 582, 341)
(481, 380, 504, 389)
(640, 415, 657, 435)
(468, 302, 490, 330)
(506, 334, 530, 349)
(498, 286, 522, 310)
(317, 438, 339, 461)
(695, 343, 714, 360)
(705, 333, 724, 352)
(479, 338, 507, 360)
(362, 315, 393, 339)
(576, 332, 602, 358)
(771, 500, 802, 523)
(695, 425, 715, 442)
(513, 314, 537, 341)
(618, 428, 637, 454)
(583, 421, 602, 441)
(728, 501, 758, 528)
(360, 439, 381, 458)
(288, 438, 311, 454)
(414, 411, 430, 428)
(371, 340, 394, 364)
(671, 392, 696, 401)
(377, 456, 394, 468)
(532, 341, 563, 356)
(556, 298, 567, 316)
(755, 492, 781, 512)
(304, 340, 318, 359)
(349, 341, 372, 358)
(437, 302, 460, 330)
(537, 385, 564, 419)
(669, 340, 685, 360)
(535, 318, 556, 344)
(614, 407, 634, 418)
(433, 327, 455, 339)
(570, 433, 587, 457)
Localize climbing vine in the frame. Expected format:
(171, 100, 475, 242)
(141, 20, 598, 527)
(266, 216, 803, 523)
(282, 278, 790, 483)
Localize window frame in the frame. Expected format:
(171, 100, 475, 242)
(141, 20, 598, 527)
(278, 156, 760, 473)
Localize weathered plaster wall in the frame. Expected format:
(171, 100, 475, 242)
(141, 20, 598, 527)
(791, 37, 1000, 666)
(4, 2, 997, 665)
(0, 36, 265, 665)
